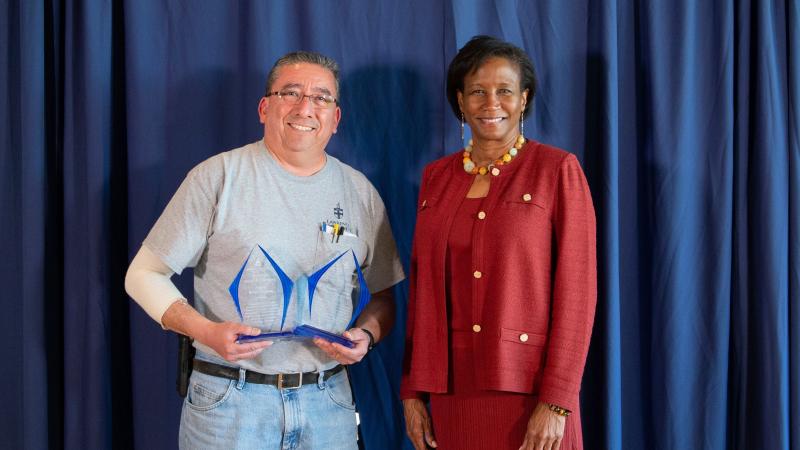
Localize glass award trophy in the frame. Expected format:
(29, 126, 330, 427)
(230, 245, 370, 348)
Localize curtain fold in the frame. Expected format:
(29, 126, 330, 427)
(788, 5, 800, 449)
(2, 1, 797, 449)
(2, 2, 51, 450)
(730, 1, 798, 449)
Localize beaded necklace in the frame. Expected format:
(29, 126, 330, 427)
(462, 135, 525, 176)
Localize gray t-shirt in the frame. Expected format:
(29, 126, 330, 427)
(144, 141, 405, 373)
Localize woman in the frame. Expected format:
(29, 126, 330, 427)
(401, 36, 597, 450)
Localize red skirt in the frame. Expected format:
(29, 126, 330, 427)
(428, 331, 582, 449)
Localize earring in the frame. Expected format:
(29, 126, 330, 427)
(520, 112, 524, 137)
(460, 112, 465, 144)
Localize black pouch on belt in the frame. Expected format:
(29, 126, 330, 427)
(176, 334, 195, 398)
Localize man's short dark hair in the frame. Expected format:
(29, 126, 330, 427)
(265, 51, 340, 97)
(446, 35, 537, 119)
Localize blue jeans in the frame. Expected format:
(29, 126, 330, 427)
(179, 366, 358, 449)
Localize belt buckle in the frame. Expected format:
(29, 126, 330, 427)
(277, 372, 302, 390)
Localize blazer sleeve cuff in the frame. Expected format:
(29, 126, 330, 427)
(537, 381, 580, 413)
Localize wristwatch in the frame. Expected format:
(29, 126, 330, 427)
(360, 328, 376, 351)
(547, 403, 571, 417)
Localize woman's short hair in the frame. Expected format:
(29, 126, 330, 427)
(446, 35, 537, 119)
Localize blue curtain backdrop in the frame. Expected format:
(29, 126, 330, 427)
(2, 1, 798, 449)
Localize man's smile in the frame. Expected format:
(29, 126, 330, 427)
(287, 122, 317, 132)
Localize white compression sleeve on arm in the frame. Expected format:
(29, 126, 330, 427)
(125, 245, 186, 327)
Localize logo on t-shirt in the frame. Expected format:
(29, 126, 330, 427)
(325, 201, 356, 238)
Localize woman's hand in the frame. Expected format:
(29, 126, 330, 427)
(519, 402, 566, 450)
(403, 398, 437, 449)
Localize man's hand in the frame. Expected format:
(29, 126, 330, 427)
(161, 299, 271, 362)
(518, 402, 566, 450)
(313, 328, 369, 365)
(313, 287, 396, 365)
(199, 322, 272, 362)
(403, 398, 437, 449)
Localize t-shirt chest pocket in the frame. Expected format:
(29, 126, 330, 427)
(308, 229, 368, 331)
(313, 228, 368, 295)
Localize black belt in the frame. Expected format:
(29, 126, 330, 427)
(192, 359, 344, 390)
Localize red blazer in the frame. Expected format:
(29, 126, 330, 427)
(400, 140, 597, 413)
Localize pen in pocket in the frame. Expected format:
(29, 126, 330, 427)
(321, 222, 357, 242)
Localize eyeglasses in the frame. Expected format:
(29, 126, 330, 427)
(266, 89, 338, 108)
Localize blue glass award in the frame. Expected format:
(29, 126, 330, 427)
(230, 245, 370, 348)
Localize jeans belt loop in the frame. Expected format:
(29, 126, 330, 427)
(236, 368, 246, 390)
(278, 372, 302, 390)
(317, 368, 326, 389)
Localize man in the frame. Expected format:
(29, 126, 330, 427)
(125, 51, 405, 449)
